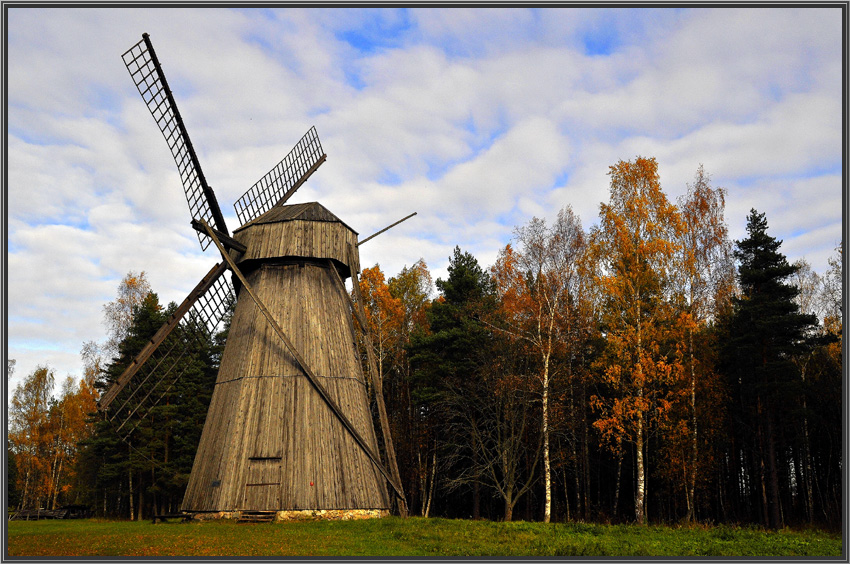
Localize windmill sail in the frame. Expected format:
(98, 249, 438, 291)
(122, 34, 228, 250)
(99, 262, 235, 437)
(233, 126, 326, 227)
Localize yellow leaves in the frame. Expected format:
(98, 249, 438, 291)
(589, 159, 731, 467)
(103, 271, 154, 354)
(359, 261, 433, 376)
(388, 258, 433, 334)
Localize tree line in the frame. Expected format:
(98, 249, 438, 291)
(8, 273, 225, 519)
(7, 157, 841, 528)
(356, 158, 841, 527)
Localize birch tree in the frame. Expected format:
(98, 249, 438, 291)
(673, 165, 733, 521)
(9, 366, 55, 509)
(102, 271, 152, 358)
(490, 206, 586, 522)
(588, 156, 683, 524)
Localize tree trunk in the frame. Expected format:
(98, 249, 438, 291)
(21, 467, 31, 511)
(128, 470, 135, 521)
(542, 360, 551, 523)
(581, 378, 590, 520)
(800, 367, 814, 523)
(561, 468, 570, 521)
(504, 498, 514, 522)
(49, 452, 60, 510)
(634, 299, 647, 525)
(569, 379, 582, 520)
(572, 439, 581, 520)
(51, 457, 64, 510)
(116, 475, 123, 517)
(635, 414, 646, 524)
(612, 453, 622, 520)
(424, 448, 436, 518)
(686, 326, 697, 522)
(473, 480, 481, 520)
(137, 472, 144, 521)
(765, 412, 782, 529)
(417, 449, 426, 516)
(756, 421, 769, 527)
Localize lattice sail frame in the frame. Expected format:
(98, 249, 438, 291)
(105, 274, 235, 438)
(122, 35, 225, 251)
(233, 126, 326, 227)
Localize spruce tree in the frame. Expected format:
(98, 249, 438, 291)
(76, 291, 224, 517)
(407, 247, 496, 517)
(723, 209, 818, 529)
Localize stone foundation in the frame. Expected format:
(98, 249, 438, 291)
(187, 509, 389, 522)
(275, 509, 389, 521)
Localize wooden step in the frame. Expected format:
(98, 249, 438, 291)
(237, 511, 276, 523)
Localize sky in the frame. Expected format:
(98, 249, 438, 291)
(4, 6, 845, 394)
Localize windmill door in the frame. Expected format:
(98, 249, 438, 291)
(243, 377, 283, 509)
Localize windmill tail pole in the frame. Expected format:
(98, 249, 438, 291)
(357, 212, 417, 247)
(329, 256, 409, 517)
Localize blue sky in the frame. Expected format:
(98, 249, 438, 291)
(5, 7, 845, 392)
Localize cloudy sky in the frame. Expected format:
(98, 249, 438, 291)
(5, 7, 844, 393)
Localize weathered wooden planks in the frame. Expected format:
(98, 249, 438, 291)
(181, 262, 388, 512)
(233, 203, 359, 275)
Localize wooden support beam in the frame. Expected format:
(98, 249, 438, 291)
(328, 256, 409, 517)
(191, 219, 247, 254)
(357, 212, 417, 247)
(198, 219, 406, 502)
(99, 261, 229, 411)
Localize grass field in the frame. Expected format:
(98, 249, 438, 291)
(6, 517, 842, 557)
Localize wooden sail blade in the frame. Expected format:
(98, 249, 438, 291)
(233, 126, 326, 228)
(122, 33, 228, 250)
(112, 343, 190, 433)
(103, 268, 234, 439)
(356, 212, 417, 247)
(98, 261, 230, 411)
(328, 256, 409, 517)
(198, 219, 405, 500)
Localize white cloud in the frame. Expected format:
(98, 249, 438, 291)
(6, 7, 842, 394)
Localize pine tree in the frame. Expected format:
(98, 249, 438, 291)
(723, 209, 818, 529)
(408, 247, 498, 518)
(76, 289, 224, 518)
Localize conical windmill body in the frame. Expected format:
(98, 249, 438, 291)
(184, 203, 387, 512)
(100, 34, 411, 517)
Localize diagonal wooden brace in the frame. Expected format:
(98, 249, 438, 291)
(198, 219, 405, 502)
(327, 255, 409, 517)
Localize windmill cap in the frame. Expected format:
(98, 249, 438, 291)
(234, 201, 357, 235)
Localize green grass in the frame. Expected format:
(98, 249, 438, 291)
(6, 517, 842, 557)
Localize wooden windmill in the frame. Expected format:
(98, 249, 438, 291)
(98, 33, 413, 518)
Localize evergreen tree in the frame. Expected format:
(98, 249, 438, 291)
(409, 247, 496, 405)
(408, 247, 498, 518)
(76, 291, 225, 518)
(722, 209, 818, 529)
